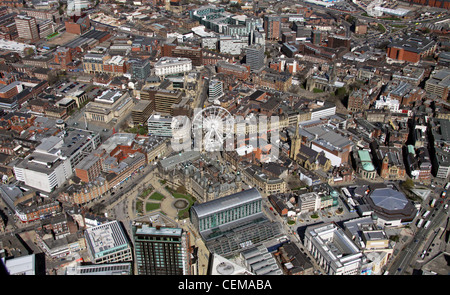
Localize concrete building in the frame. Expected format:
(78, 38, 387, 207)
(343, 217, 392, 253)
(37, 19, 55, 39)
(14, 15, 39, 41)
(65, 262, 132, 275)
(428, 118, 450, 180)
(425, 69, 450, 101)
(67, 0, 92, 14)
(309, 102, 337, 121)
(2, 253, 37, 275)
(304, 223, 363, 275)
(84, 220, 133, 264)
(84, 90, 134, 124)
(153, 89, 183, 115)
(131, 100, 153, 127)
(208, 253, 254, 275)
(298, 192, 321, 213)
(13, 144, 73, 193)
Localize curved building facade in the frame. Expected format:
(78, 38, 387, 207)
(365, 185, 417, 227)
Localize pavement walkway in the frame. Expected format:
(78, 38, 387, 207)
(148, 173, 178, 220)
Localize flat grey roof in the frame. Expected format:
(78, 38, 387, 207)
(135, 225, 182, 237)
(159, 150, 200, 170)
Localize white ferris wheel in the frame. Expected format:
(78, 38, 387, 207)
(191, 106, 234, 152)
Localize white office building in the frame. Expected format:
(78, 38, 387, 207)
(304, 223, 363, 275)
(148, 114, 173, 137)
(2, 253, 36, 275)
(374, 96, 400, 112)
(298, 192, 321, 213)
(310, 101, 337, 120)
(13, 129, 100, 193)
(13, 151, 72, 193)
(154, 57, 192, 77)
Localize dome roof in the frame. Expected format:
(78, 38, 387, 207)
(369, 188, 408, 211)
(362, 162, 375, 172)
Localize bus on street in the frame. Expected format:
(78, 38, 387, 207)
(417, 219, 424, 228)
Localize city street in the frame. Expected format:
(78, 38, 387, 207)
(388, 197, 449, 274)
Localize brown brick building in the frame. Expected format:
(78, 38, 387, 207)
(54, 46, 73, 70)
(163, 44, 203, 66)
(401, 0, 449, 9)
(75, 154, 103, 183)
(65, 14, 91, 35)
(387, 35, 437, 63)
(216, 61, 250, 80)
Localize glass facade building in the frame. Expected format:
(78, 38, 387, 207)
(131, 59, 151, 81)
(190, 188, 262, 232)
(190, 188, 282, 257)
(132, 224, 189, 275)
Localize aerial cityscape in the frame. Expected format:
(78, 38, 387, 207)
(0, 0, 449, 278)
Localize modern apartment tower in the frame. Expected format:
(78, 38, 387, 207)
(132, 214, 190, 275)
(131, 59, 151, 81)
(263, 15, 281, 41)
